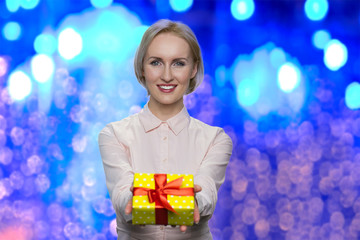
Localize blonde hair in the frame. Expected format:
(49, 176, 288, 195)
(134, 19, 204, 94)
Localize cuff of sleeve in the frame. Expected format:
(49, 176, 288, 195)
(119, 188, 133, 223)
(194, 176, 217, 217)
(195, 192, 205, 215)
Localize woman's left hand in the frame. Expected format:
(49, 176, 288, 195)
(179, 184, 202, 232)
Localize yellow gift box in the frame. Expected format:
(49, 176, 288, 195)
(132, 173, 194, 226)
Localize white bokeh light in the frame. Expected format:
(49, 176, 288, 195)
(324, 39, 348, 71)
(8, 70, 32, 101)
(277, 62, 301, 93)
(58, 28, 83, 60)
(31, 54, 55, 83)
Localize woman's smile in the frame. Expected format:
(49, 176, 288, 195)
(157, 84, 177, 93)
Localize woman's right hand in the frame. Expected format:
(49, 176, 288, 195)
(125, 185, 133, 215)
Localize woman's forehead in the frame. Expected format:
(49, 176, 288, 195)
(146, 33, 191, 59)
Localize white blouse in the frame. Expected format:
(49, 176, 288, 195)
(98, 103, 233, 240)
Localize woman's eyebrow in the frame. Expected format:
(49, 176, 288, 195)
(147, 56, 189, 62)
(173, 57, 189, 62)
(147, 56, 162, 61)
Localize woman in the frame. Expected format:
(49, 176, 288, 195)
(98, 19, 233, 240)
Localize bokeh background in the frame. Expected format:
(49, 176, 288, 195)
(1, 0, 360, 239)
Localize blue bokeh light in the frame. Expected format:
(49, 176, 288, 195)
(237, 78, 260, 106)
(304, 0, 329, 21)
(34, 34, 57, 55)
(277, 62, 301, 93)
(58, 28, 83, 60)
(269, 48, 286, 68)
(169, 0, 193, 12)
(56, 6, 142, 65)
(215, 65, 227, 87)
(231, 0, 255, 21)
(231, 43, 306, 118)
(2, 21, 22, 41)
(8, 70, 32, 101)
(20, 0, 40, 10)
(324, 39, 348, 71)
(345, 82, 360, 110)
(5, 0, 21, 13)
(90, 0, 113, 9)
(312, 29, 331, 49)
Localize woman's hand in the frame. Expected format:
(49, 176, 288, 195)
(125, 185, 133, 215)
(179, 184, 202, 232)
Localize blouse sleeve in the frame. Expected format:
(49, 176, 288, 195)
(194, 128, 233, 217)
(98, 124, 134, 222)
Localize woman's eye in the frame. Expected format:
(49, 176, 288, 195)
(174, 61, 185, 66)
(150, 61, 160, 66)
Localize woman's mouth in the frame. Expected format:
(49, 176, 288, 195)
(157, 84, 177, 93)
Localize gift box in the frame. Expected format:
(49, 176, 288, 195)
(132, 173, 194, 226)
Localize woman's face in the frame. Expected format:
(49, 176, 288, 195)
(143, 32, 197, 110)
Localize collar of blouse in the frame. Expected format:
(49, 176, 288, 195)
(138, 102, 190, 135)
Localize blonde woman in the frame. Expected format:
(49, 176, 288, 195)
(99, 19, 232, 240)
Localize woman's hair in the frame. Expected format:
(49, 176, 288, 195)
(134, 19, 204, 94)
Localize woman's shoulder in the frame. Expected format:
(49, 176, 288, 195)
(189, 117, 229, 137)
(188, 117, 233, 148)
(99, 113, 140, 135)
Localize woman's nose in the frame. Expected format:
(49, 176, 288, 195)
(161, 65, 173, 82)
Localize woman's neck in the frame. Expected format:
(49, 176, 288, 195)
(148, 98, 184, 121)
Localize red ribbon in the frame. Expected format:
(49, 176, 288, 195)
(133, 174, 194, 225)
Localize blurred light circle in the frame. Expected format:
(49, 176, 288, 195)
(110, 219, 117, 237)
(20, 0, 40, 10)
(58, 28, 83, 60)
(215, 65, 227, 87)
(8, 71, 32, 101)
(277, 62, 301, 93)
(270, 48, 286, 68)
(0, 57, 8, 77)
(90, 0, 113, 8)
(2, 21, 22, 41)
(10, 127, 25, 146)
(34, 34, 57, 54)
(345, 82, 360, 110)
(31, 54, 55, 83)
(324, 39, 348, 71)
(0, 147, 13, 165)
(83, 168, 97, 186)
(236, 78, 259, 106)
(312, 30, 331, 49)
(254, 219, 270, 238)
(118, 80, 133, 99)
(304, 0, 329, 21)
(5, 0, 21, 12)
(169, 0, 193, 12)
(231, 0, 255, 21)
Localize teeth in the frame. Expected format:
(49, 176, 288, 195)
(159, 85, 175, 90)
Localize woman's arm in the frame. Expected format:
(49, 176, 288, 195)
(98, 124, 134, 222)
(194, 128, 233, 217)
